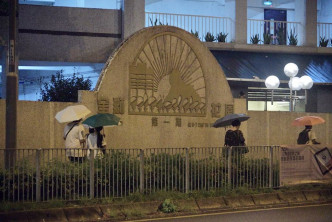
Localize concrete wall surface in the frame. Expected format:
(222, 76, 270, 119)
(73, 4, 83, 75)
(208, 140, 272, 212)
(0, 99, 97, 149)
(11, 5, 122, 63)
(247, 111, 332, 146)
(1, 99, 331, 149)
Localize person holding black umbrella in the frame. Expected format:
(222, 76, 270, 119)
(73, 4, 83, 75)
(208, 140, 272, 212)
(224, 119, 246, 148)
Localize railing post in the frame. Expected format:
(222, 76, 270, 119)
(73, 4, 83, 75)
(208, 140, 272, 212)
(139, 149, 144, 193)
(35, 149, 41, 202)
(185, 148, 189, 193)
(269, 146, 273, 188)
(89, 149, 95, 199)
(227, 147, 232, 188)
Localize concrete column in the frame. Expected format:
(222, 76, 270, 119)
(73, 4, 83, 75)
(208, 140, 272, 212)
(0, 15, 9, 99)
(121, 0, 145, 40)
(235, 0, 247, 44)
(294, 0, 305, 46)
(304, 0, 317, 47)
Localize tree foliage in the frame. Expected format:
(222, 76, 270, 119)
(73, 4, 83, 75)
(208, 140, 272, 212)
(40, 70, 92, 102)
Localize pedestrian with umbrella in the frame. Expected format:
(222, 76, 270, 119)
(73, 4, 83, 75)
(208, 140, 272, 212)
(83, 113, 120, 159)
(55, 105, 91, 163)
(214, 113, 250, 187)
(213, 113, 250, 154)
(293, 116, 325, 145)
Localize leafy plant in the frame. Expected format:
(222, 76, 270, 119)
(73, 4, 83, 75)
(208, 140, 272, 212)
(149, 18, 167, 26)
(0, 0, 9, 16)
(216, 32, 228, 42)
(276, 28, 286, 45)
(159, 199, 176, 213)
(190, 30, 200, 39)
(319, 37, 329, 47)
(288, 29, 298, 46)
(250, 34, 260, 44)
(263, 33, 271, 44)
(40, 70, 92, 102)
(204, 32, 215, 42)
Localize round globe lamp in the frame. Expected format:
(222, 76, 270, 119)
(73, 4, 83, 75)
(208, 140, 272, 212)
(265, 75, 280, 105)
(284, 63, 299, 111)
(288, 77, 303, 91)
(284, 63, 299, 78)
(300, 75, 313, 89)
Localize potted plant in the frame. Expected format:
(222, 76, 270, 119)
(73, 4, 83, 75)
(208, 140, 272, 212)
(276, 28, 286, 45)
(288, 29, 298, 46)
(149, 18, 167, 26)
(191, 30, 200, 40)
(263, 33, 271, 44)
(204, 32, 215, 42)
(319, 37, 329, 47)
(250, 34, 260, 44)
(216, 32, 228, 42)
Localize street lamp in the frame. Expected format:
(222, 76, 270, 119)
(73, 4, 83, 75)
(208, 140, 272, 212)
(265, 75, 280, 105)
(284, 63, 299, 111)
(300, 75, 313, 104)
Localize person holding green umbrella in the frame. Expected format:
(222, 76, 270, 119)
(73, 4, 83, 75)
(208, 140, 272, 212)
(86, 126, 106, 159)
(83, 113, 120, 159)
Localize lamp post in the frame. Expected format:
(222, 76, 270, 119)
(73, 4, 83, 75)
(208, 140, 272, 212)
(300, 75, 313, 105)
(284, 63, 299, 112)
(265, 75, 280, 105)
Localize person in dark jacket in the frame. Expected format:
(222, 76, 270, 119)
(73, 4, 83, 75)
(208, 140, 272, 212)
(224, 119, 246, 147)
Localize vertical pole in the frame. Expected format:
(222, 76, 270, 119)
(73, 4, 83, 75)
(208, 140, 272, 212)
(139, 149, 144, 193)
(185, 148, 189, 193)
(5, 0, 18, 169)
(289, 77, 293, 112)
(265, 91, 268, 111)
(89, 149, 95, 199)
(227, 147, 232, 188)
(36, 149, 41, 202)
(269, 146, 273, 188)
(305, 89, 308, 105)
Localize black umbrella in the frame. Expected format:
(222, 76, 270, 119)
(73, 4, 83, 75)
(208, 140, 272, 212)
(213, 113, 250, 128)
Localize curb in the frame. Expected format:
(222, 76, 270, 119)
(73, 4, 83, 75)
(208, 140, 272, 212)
(0, 189, 332, 222)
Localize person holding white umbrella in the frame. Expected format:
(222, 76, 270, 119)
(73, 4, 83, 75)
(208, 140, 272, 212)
(55, 105, 91, 162)
(64, 118, 86, 162)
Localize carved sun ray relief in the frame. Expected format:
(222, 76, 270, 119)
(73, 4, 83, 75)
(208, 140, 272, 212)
(129, 33, 206, 116)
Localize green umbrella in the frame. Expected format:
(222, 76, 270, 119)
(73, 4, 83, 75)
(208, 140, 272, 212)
(82, 113, 120, 128)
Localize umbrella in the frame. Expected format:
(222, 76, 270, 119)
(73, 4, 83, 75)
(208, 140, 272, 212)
(55, 105, 91, 123)
(213, 113, 250, 128)
(292, 116, 325, 126)
(82, 113, 120, 128)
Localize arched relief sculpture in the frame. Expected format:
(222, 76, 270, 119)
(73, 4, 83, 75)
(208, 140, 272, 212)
(129, 33, 206, 116)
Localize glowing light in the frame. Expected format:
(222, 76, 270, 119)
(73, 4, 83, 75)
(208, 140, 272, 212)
(265, 75, 280, 89)
(284, 63, 299, 77)
(300, 75, 313, 89)
(288, 77, 303, 91)
(263, 0, 273, 6)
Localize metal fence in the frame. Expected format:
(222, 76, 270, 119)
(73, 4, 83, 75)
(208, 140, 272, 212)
(145, 12, 234, 42)
(317, 22, 332, 47)
(0, 146, 280, 202)
(247, 19, 300, 45)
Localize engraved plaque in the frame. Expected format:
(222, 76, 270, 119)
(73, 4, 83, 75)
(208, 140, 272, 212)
(225, 104, 234, 115)
(211, 103, 221, 118)
(98, 99, 109, 113)
(113, 97, 124, 114)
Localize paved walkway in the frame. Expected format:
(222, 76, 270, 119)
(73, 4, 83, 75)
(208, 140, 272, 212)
(1, 189, 332, 221)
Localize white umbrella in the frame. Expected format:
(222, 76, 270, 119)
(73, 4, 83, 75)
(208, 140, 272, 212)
(55, 105, 91, 123)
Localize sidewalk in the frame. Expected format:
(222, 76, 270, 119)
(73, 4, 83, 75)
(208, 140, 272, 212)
(1, 189, 332, 222)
